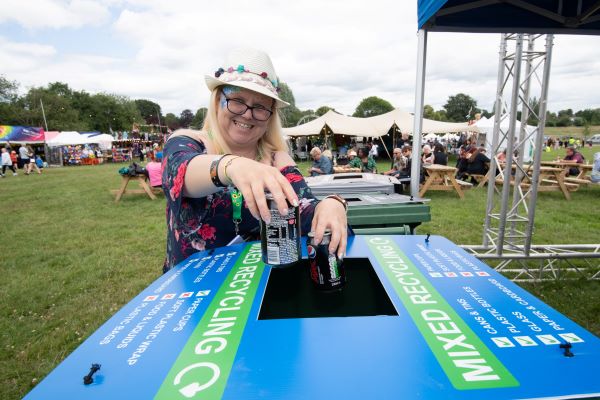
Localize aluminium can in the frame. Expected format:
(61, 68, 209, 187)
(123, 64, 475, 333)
(307, 230, 346, 291)
(260, 193, 301, 267)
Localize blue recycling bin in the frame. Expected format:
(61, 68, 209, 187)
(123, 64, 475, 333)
(24, 235, 600, 399)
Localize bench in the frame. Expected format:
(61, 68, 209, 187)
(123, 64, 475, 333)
(456, 180, 474, 189)
(112, 175, 159, 203)
(541, 179, 579, 191)
(564, 177, 591, 185)
(464, 173, 489, 187)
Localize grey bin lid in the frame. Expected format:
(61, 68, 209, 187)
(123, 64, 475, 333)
(306, 173, 400, 196)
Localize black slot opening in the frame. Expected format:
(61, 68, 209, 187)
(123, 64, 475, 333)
(332, 174, 363, 180)
(258, 258, 398, 320)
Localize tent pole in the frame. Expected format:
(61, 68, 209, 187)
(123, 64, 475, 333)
(380, 137, 392, 161)
(40, 99, 49, 131)
(410, 29, 427, 198)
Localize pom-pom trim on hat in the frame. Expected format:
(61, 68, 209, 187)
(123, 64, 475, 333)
(214, 65, 279, 90)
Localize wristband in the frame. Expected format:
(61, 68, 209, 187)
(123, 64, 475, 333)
(324, 194, 348, 212)
(210, 154, 230, 188)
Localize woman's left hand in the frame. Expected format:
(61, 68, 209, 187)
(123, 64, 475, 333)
(310, 198, 348, 259)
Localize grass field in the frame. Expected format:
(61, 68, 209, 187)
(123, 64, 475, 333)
(544, 125, 600, 138)
(1, 146, 599, 400)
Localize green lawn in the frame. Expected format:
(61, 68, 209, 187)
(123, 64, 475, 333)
(1, 147, 599, 400)
(544, 125, 600, 138)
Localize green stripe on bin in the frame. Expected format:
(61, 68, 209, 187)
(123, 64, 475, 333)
(155, 243, 265, 400)
(366, 236, 519, 390)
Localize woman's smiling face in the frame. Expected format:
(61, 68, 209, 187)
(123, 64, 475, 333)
(216, 86, 274, 149)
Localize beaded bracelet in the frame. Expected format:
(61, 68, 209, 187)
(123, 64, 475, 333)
(209, 154, 231, 188)
(223, 156, 241, 184)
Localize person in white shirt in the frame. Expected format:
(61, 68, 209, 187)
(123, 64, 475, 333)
(1, 147, 18, 176)
(368, 142, 379, 158)
(19, 144, 30, 173)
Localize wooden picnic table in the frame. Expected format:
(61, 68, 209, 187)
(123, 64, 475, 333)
(333, 166, 362, 174)
(534, 166, 578, 200)
(112, 174, 158, 203)
(419, 164, 470, 199)
(577, 164, 594, 180)
(497, 163, 577, 200)
(540, 160, 593, 182)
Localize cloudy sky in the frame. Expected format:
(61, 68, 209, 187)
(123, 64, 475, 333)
(1, 0, 599, 117)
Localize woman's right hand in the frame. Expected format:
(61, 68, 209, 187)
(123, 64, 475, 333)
(225, 156, 299, 223)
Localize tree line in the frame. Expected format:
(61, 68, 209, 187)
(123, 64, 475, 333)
(1, 76, 599, 134)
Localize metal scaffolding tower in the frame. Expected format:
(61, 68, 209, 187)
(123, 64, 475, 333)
(461, 33, 600, 281)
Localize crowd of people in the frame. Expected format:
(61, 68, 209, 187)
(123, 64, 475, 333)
(547, 136, 595, 149)
(1, 143, 44, 177)
(308, 137, 480, 184)
(306, 136, 595, 189)
(308, 142, 380, 176)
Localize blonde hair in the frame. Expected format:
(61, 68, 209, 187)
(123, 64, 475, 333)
(202, 88, 288, 162)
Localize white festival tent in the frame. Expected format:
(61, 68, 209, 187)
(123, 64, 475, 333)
(423, 133, 438, 142)
(283, 109, 479, 137)
(474, 116, 535, 162)
(46, 131, 114, 149)
(86, 134, 114, 150)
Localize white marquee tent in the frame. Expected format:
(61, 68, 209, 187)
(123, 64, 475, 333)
(474, 116, 535, 162)
(46, 132, 114, 149)
(283, 109, 480, 137)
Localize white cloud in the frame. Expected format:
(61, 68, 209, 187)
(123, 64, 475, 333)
(1, 1, 599, 117)
(0, 0, 110, 29)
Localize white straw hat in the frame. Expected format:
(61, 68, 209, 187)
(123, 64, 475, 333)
(205, 47, 289, 108)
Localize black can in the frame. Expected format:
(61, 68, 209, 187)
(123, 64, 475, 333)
(260, 193, 301, 267)
(307, 230, 345, 291)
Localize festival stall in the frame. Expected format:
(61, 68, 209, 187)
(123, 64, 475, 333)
(0, 125, 45, 144)
(80, 133, 115, 150)
(45, 131, 114, 166)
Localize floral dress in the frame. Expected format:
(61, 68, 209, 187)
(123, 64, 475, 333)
(162, 136, 319, 270)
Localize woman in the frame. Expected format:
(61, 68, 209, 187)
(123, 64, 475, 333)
(455, 146, 469, 179)
(27, 145, 42, 174)
(162, 48, 347, 271)
(349, 147, 376, 173)
(432, 143, 447, 166)
(1, 148, 18, 176)
(146, 152, 163, 187)
(465, 147, 490, 177)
